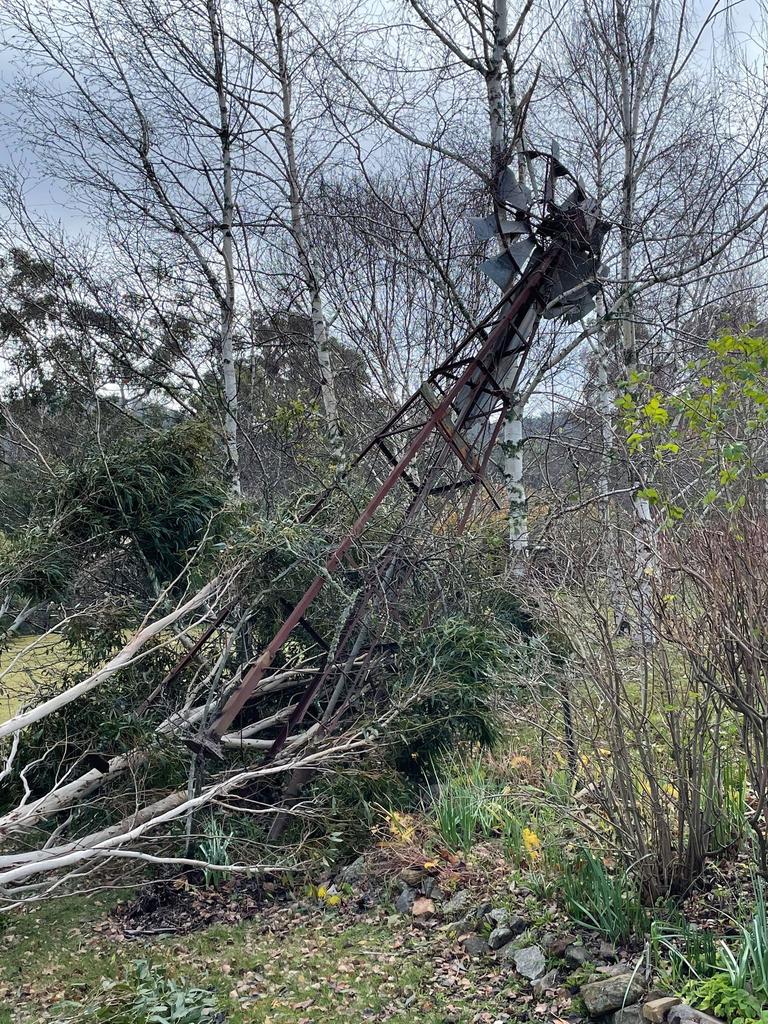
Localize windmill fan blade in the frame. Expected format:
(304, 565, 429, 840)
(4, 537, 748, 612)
(547, 249, 601, 301)
(480, 252, 517, 289)
(542, 290, 597, 322)
(481, 239, 538, 290)
(590, 220, 611, 252)
(558, 186, 584, 211)
(470, 214, 529, 242)
(565, 296, 596, 323)
(497, 167, 532, 212)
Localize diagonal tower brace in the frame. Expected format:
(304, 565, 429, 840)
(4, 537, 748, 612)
(185, 153, 609, 760)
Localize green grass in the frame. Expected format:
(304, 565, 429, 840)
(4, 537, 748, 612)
(0, 633, 68, 723)
(0, 891, 526, 1023)
(0, 890, 125, 992)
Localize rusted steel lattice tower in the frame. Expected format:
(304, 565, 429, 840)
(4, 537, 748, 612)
(187, 151, 609, 765)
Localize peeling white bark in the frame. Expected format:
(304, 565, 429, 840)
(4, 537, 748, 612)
(502, 394, 527, 556)
(484, 0, 528, 556)
(0, 580, 220, 741)
(616, 0, 656, 647)
(594, 297, 624, 625)
(630, 489, 656, 648)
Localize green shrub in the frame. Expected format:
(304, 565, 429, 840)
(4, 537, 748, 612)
(56, 959, 223, 1023)
(394, 614, 509, 770)
(560, 849, 648, 945)
(682, 974, 762, 1024)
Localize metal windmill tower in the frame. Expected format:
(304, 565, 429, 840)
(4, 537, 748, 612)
(182, 150, 609, 767)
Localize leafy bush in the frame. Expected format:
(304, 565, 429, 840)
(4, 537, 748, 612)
(57, 960, 224, 1023)
(55, 421, 228, 584)
(682, 974, 763, 1024)
(560, 849, 649, 945)
(394, 614, 509, 770)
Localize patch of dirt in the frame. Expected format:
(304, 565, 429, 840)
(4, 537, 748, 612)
(111, 873, 278, 936)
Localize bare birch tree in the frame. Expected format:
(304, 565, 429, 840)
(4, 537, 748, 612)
(2, 0, 247, 490)
(537, 0, 768, 643)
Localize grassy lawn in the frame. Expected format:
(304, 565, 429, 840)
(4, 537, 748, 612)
(0, 634, 67, 723)
(0, 889, 529, 1024)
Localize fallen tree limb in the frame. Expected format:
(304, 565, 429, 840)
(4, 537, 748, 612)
(0, 736, 371, 889)
(0, 578, 224, 741)
(0, 669, 313, 842)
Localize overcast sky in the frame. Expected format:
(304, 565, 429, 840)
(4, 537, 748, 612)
(0, 0, 764, 233)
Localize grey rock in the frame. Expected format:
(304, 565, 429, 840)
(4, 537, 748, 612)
(645, 990, 671, 1003)
(540, 932, 559, 950)
(611, 1007, 644, 1024)
(506, 915, 530, 937)
(342, 851, 368, 884)
(667, 1006, 724, 1024)
(400, 867, 426, 887)
(581, 974, 646, 1017)
(489, 907, 510, 926)
(596, 965, 638, 978)
(488, 926, 514, 950)
(395, 887, 417, 914)
(565, 942, 591, 965)
(339, 855, 366, 884)
(453, 914, 476, 935)
(453, 902, 492, 934)
(497, 942, 520, 963)
(532, 969, 560, 997)
(512, 944, 546, 980)
(421, 876, 439, 897)
(443, 889, 474, 917)
(550, 933, 579, 956)
(461, 933, 490, 957)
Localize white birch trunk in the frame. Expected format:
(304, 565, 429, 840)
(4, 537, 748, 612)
(616, 0, 655, 647)
(630, 489, 655, 648)
(502, 395, 527, 555)
(594, 296, 624, 626)
(485, 0, 507, 177)
(0, 579, 220, 741)
(485, 0, 528, 556)
(310, 286, 343, 466)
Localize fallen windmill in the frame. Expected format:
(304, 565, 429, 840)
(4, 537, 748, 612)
(178, 151, 610, 815)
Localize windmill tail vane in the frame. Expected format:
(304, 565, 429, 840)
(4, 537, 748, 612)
(183, 148, 610, 762)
